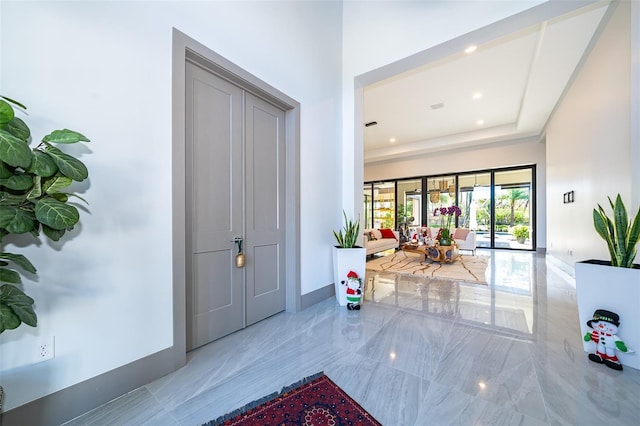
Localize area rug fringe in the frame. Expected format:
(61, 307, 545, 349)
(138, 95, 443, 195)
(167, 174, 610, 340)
(203, 372, 325, 426)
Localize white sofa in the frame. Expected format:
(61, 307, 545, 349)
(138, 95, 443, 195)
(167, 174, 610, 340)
(453, 228, 477, 254)
(363, 228, 399, 255)
(408, 227, 477, 255)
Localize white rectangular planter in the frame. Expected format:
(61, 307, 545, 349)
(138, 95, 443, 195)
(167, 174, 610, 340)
(332, 246, 366, 306)
(575, 260, 640, 370)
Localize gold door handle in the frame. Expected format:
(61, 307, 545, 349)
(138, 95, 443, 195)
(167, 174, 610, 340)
(232, 237, 245, 268)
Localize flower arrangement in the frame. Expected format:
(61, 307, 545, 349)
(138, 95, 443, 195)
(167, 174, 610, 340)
(434, 205, 461, 244)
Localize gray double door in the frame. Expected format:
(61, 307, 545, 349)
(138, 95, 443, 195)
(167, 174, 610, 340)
(185, 61, 286, 351)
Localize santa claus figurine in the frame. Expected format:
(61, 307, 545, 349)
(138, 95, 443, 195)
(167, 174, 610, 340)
(345, 270, 362, 310)
(583, 309, 632, 371)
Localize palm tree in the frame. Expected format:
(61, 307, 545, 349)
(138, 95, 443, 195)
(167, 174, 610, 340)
(501, 188, 529, 226)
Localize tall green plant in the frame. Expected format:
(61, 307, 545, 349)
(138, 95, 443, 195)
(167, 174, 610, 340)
(593, 194, 640, 268)
(333, 211, 360, 248)
(0, 96, 90, 333)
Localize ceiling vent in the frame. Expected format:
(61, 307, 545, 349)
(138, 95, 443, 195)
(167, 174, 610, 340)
(365, 121, 378, 127)
(430, 102, 445, 110)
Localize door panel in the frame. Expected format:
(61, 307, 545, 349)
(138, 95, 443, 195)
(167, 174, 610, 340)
(245, 93, 286, 326)
(252, 244, 279, 296)
(186, 61, 243, 350)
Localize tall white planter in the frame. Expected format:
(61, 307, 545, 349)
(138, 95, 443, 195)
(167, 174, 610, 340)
(332, 246, 366, 306)
(575, 260, 640, 370)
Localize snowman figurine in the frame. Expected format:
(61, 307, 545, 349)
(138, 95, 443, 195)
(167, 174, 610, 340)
(583, 309, 632, 371)
(345, 270, 362, 310)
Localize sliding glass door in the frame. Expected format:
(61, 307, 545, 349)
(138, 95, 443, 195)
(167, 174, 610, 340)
(457, 172, 491, 248)
(426, 175, 456, 231)
(363, 165, 535, 250)
(372, 181, 395, 229)
(396, 178, 422, 241)
(494, 169, 533, 250)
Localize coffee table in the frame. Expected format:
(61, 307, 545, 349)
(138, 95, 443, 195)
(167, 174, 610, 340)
(401, 242, 460, 263)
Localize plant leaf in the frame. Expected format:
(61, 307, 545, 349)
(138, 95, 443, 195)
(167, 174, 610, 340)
(0, 190, 27, 206)
(28, 151, 58, 177)
(0, 96, 27, 110)
(625, 203, 640, 267)
(26, 175, 42, 200)
(593, 206, 617, 266)
(612, 195, 628, 266)
(0, 129, 33, 168)
(0, 205, 36, 234)
(35, 197, 79, 230)
(0, 161, 15, 179)
(0, 173, 34, 191)
(0, 267, 21, 284)
(0, 252, 37, 273)
(42, 224, 66, 241)
(4, 117, 30, 141)
(0, 100, 15, 128)
(0, 304, 21, 332)
(42, 129, 90, 144)
(44, 145, 88, 181)
(0, 284, 37, 328)
(43, 176, 72, 194)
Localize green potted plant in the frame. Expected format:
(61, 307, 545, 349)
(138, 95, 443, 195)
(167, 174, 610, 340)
(513, 225, 529, 244)
(575, 194, 640, 370)
(0, 96, 90, 334)
(332, 211, 365, 306)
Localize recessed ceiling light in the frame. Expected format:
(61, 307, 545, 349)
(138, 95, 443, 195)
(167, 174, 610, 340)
(390, 138, 396, 143)
(465, 45, 477, 54)
(476, 120, 484, 125)
(473, 92, 482, 100)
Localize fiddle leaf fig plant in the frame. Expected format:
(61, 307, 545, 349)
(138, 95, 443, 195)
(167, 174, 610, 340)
(0, 96, 90, 333)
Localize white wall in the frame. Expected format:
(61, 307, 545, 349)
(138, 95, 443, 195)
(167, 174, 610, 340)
(0, 0, 342, 410)
(364, 139, 547, 248)
(546, 0, 634, 267)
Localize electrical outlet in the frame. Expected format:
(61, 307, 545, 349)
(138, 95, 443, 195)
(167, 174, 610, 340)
(35, 336, 55, 363)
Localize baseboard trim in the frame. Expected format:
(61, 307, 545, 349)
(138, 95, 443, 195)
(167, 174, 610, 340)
(300, 283, 334, 310)
(2, 347, 181, 426)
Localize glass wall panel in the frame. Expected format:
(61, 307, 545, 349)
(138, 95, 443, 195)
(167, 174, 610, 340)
(494, 169, 533, 250)
(425, 175, 456, 230)
(363, 183, 373, 229)
(364, 165, 535, 251)
(397, 179, 422, 241)
(457, 172, 491, 248)
(372, 182, 395, 229)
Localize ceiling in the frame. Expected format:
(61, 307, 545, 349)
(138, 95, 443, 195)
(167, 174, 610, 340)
(363, 1, 611, 164)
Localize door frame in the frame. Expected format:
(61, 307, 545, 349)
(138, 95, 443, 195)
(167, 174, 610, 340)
(172, 29, 301, 364)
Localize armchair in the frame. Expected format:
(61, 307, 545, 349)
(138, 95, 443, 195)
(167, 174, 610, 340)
(453, 228, 477, 255)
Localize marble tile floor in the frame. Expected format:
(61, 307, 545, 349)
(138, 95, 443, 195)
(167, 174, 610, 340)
(64, 250, 640, 426)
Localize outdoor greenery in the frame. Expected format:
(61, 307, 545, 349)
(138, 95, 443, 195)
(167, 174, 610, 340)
(333, 211, 361, 248)
(0, 96, 90, 333)
(470, 189, 530, 231)
(593, 194, 640, 268)
(513, 225, 529, 242)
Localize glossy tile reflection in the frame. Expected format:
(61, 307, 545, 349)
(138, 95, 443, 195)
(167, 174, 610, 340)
(65, 250, 640, 426)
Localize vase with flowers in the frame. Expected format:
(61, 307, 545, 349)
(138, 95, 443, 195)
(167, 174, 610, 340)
(434, 205, 461, 246)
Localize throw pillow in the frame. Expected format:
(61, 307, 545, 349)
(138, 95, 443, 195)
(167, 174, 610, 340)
(454, 228, 470, 240)
(367, 231, 377, 241)
(379, 228, 397, 240)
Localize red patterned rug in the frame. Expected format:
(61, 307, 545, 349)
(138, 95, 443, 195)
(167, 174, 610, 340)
(204, 372, 381, 425)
